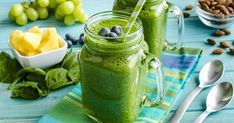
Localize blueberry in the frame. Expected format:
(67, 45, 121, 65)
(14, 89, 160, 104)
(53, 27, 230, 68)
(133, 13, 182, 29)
(107, 32, 118, 42)
(65, 34, 77, 44)
(98, 27, 110, 37)
(66, 40, 73, 48)
(111, 25, 122, 36)
(65, 34, 72, 40)
(108, 32, 118, 38)
(79, 33, 85, 45)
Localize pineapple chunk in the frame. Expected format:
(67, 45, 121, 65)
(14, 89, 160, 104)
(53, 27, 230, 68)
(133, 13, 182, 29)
(21, 32, 42, 52)
(37, 28, 60, 53)
(58, 37, 64, 48)
(28, 26, 42, 35)
(10, 30, 25, 53)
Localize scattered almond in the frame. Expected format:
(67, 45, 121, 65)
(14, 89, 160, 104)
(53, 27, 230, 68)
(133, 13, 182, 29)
(212, 48, 224, 54)
(183, 12, 190, 18)
(230, 48, 234, 54)
(207, 38, 217, 45)
(212, 30, 225, 36)
(185, 4, 194, 10)
(220, 41, 230, 48)
(220, 29, 231, 35)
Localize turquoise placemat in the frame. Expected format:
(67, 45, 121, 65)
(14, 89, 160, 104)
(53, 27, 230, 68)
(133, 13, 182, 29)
(39, 48, 202, 123)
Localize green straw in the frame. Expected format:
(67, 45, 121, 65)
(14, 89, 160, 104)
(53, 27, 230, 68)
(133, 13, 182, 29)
(124, 0, 146, 36)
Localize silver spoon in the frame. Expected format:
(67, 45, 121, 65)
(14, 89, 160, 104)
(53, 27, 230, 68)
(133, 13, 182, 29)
(194, 82, 233, 123)
(170, 59, 224, 123)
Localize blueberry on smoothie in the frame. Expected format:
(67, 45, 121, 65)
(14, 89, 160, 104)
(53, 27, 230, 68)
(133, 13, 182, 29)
(111, 25, 122, 36)
(98, 27, 110, 37)
(79, 33, 85, 45)
(108, 32, 118, 38)
(107, 32, 118, 42)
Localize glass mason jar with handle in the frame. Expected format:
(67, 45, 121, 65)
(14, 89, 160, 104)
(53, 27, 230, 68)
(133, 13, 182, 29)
(79, 11, 164, 123)
(113, 0, 184, 57)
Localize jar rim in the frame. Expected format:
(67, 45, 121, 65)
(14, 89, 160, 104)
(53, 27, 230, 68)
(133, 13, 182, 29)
(84, 10, 143, 40)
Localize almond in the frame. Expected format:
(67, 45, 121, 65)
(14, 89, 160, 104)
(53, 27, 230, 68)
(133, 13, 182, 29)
(220, 41, 230, 48)
(230, 48, 234, 55)
(212, 30, 225, 36)
(207, 38, 217, 45)
(220, 29, 231, 35)
(185, 4, 194, 10)
(183, 12, 190, 18)
(212, 48, 224, 54)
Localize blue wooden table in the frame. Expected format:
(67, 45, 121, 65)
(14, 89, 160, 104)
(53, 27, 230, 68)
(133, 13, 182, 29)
(0, 0, 234, 123)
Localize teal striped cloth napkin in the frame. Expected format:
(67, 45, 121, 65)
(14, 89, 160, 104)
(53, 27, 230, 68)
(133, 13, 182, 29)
(39, 48, 202, 123)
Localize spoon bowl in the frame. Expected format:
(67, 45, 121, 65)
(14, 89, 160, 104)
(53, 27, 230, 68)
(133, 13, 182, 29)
(206, 82, 233, 112)
(170, 60, 224, 123)
(194, 82, 233, 123)
(199, 60, 224, 88)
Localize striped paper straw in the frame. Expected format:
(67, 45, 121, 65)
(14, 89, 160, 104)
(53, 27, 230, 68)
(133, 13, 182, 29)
(124, 0, 146, 36)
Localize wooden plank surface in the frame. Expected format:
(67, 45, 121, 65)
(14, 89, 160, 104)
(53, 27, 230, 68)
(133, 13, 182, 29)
(0, 0, 234, 123)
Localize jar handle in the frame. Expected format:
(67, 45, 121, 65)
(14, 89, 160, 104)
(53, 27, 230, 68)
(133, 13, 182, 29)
(145, 53, 164, 107)
(165, 3, 184, 50)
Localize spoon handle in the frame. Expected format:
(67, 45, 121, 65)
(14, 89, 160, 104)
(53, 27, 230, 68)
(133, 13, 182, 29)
(193, 110, 210, 123)
(170, 87, 202, 123)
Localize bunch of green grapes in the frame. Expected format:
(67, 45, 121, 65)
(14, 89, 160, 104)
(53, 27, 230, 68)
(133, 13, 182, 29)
(8, 0, 88, 26)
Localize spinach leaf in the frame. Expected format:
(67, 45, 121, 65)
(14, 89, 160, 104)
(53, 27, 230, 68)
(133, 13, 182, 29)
(0, 52, 11, 60)
(68, 65, 80, 84)
(0, 52, 22, 83)
(45, 68, 73, 90)
(61, 50, 79, 70)
(11, 82, 46, 100)
(25, 74, 45, 82)
(25, 73, 48, 95)
(8, 67, 46, 90)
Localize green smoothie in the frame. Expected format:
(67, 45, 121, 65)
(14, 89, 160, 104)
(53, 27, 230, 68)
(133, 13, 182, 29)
(79, 17, 149, 123)
(113, 0, 169, 57)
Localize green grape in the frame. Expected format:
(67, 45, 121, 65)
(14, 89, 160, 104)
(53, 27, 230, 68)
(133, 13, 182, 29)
(48, 0, 58, 9)
(70, 0, 81, 5)
(37, 0, 49, 7)
(57, 1, 74, 15)
(21, 2, 30, 9)
(10, 4, 24, 17)
(55, 11, 64, 21)
(56, 0, 66, 4)
(26, 8, 38, 21)
(37, 7, 49, 19)
(30, 1, 38, 9)
(64, 15, 76, 26)
(79, 13, 88, 23)
(16, 12, 28, 25)
(8, 12, 16, 22)
(73, 6, 85, 20)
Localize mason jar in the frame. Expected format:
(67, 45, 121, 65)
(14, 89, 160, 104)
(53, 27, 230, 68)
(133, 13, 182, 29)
(79, 11, 164, 123)
(113, 0, 184, 57)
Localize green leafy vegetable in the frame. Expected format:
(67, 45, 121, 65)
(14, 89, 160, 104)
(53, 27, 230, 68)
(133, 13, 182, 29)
(61, 49, 79, 70)
(45, 68, 74, 90)
(68, 65, 80, 83)
(8, 67, 46, 90)
(0, 52, 11, 60)
(11, 82, 46, 100)
(0, 51, 81, 100)
(0, 52, 22, 83)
